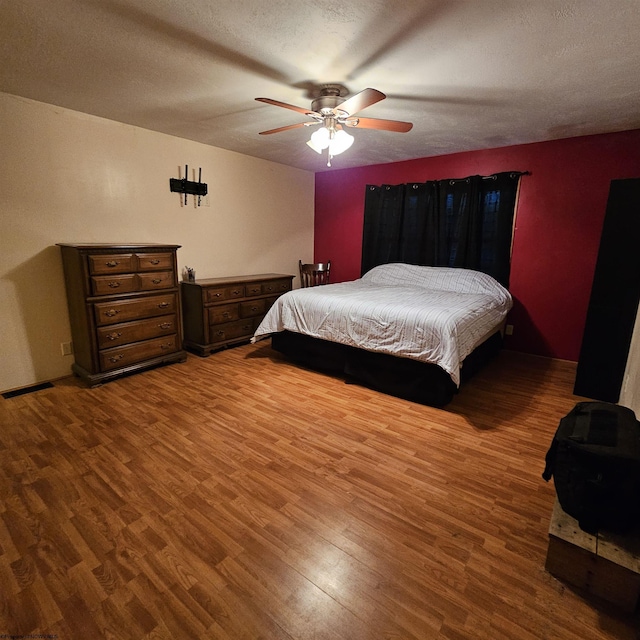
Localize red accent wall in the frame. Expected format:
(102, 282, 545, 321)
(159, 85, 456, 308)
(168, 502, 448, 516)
(314, 129, 640, 361)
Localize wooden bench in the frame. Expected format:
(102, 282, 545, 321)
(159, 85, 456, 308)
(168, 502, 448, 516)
(545, 499, 640, 612)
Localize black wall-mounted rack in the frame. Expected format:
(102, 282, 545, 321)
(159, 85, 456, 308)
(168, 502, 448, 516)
(170, 165, 208, 205)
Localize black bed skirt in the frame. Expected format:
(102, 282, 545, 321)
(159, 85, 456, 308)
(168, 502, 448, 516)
(270, 330, 503, 407)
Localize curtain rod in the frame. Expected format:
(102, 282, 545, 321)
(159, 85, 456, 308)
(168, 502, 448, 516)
(368, 171, 531, 190)
(484, 170, 530, 179)
(449, 171, 531, 183)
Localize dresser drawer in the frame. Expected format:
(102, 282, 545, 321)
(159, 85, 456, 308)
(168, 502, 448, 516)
(137, 252, 174, 271)
(260, 279, 293, 296)
(88, 253, 136, 275)
(245, 282, 263, 297)
(209, 319, 254, 343)
(99, 335, 179, 371)
(206, 285, 245, 303)
(96, 314, 177, 349)
(208, 303, 239, 324)
(240, 299, 266, 318)
(138, 271, 174, 291)
(94, 293, 177, 326)
(91, 274, 137, 296)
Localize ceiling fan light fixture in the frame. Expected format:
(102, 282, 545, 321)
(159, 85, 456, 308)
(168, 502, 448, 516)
(329, 129, 354, 156)
(308, 127, 330, 152)
(306, 139, 323, 154)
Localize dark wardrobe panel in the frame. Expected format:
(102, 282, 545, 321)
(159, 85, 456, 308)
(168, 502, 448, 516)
(574, 178, 640, 401)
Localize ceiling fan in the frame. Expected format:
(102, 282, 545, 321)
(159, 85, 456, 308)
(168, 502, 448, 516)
(255, 85, 413, 166)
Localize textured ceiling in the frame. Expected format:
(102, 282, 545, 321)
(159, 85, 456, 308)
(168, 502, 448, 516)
(1, 0, 639, 172)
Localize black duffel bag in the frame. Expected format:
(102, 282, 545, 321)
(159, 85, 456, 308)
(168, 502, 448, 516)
(542, 401, 640, 534)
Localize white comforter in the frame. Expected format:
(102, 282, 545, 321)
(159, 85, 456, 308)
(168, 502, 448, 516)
(252, 264, 513, 386)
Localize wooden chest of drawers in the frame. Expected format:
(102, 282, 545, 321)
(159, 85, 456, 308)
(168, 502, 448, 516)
(181, 273, 294, 356)
(58, 243, 187, 385)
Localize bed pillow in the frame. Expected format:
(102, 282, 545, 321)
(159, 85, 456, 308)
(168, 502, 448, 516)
(362, 263, 512, 303)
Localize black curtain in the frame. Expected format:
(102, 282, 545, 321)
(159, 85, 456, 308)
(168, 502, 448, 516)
(361, 172, 524, 286)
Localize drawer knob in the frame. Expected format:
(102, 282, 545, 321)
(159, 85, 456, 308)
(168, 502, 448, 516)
(222, 312, 230, 318)
(158, 302, 170, 308)
(104, 309, 120, 317)
(108, 281, 121, 288)
(106, 331, 122, 341)
(158, 322, 172, 329)
(160, 343, 173, 350)
(150, 259, 160, 265)
(152, 278, 161, 284)
(217, 330, 225, 337)
(105, 260, 119, 267)
(251, 306, 258, 312)
(214, 292, 222, 298)
(266, 286, 274, 291)
(108, 354, 124, 363)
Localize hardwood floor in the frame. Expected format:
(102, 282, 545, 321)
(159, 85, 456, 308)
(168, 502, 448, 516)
(1, 341, 638, 639)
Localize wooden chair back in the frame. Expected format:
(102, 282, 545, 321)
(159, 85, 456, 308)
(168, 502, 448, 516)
(299, 260, 331, 287)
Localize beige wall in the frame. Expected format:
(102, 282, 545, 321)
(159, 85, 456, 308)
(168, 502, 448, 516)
(0, 92, 315, 393)
(620, 313, 640, 415)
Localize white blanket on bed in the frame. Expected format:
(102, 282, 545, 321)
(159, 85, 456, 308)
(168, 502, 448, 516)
(252, 264, 513, 386)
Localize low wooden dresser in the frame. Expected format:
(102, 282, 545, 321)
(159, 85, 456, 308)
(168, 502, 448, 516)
(58, 243, 187, 386)
(546, 498, 640, 612)
(181, 273, 294, 356)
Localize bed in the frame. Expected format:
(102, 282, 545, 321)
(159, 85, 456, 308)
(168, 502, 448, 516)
(252, 263, 513, 406)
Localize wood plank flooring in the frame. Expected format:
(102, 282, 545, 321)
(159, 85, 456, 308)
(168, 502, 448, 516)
(1, 341, 638, 639)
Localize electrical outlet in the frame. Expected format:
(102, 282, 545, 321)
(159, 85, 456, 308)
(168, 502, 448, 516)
(505, 324, 514, 336)
(61, 341, 73, 356)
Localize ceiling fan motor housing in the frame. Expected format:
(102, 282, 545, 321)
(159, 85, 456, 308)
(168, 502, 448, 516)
(311, 95, 347, 115)
(310, 84, 350, 115)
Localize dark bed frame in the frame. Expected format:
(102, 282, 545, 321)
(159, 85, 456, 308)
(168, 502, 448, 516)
(270, 330, 503, 407)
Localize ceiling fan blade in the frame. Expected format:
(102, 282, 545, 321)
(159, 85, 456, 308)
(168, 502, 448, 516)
(258, 122, 309, 135)
(344, 117, 413, 133)
(336, 88, 386, 115)
(255, 97, 313, 116)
